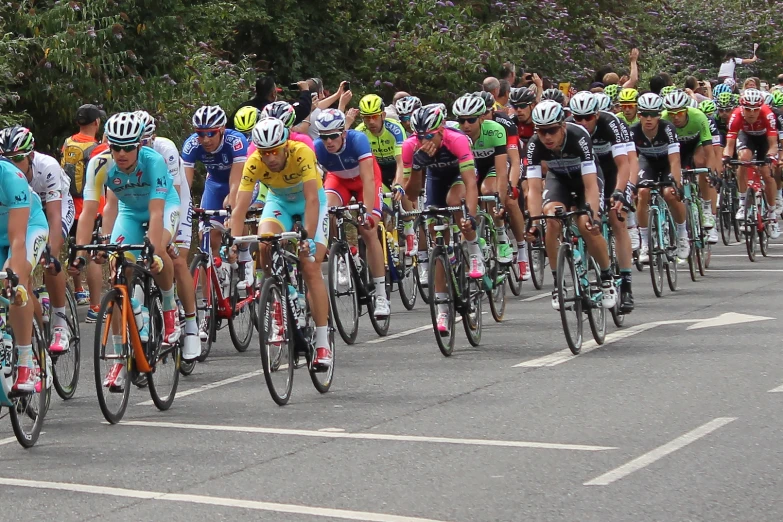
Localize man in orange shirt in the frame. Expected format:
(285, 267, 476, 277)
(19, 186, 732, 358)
(61, 104, 106, 321)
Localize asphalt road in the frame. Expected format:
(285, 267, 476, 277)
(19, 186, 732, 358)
(1, 237, 782, 522)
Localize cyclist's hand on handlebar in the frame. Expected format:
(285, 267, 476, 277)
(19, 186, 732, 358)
(11, 283, 29, 308)
(299, 238, 317, 259)
(459, 214, 477, 235)
(150, 254, 164, 275)
(92, 251, 108, 265)
(722, 155, 731, 165)
(67, 256, 85, 276)
(525, 225, 539, 242)
(227, 243, 239, 265)
(358, 212, 377, 230)
(392, 184, 405, 202)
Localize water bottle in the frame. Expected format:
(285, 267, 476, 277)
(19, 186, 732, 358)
(140, 306, 150, 343)
(350, 245, 363, 271)
(131, 298, 144, 333)
(287, 284, 301, 326)
(573, 247, 582, 264)
(39, 290, 50, 324)
(297, 292, 307, 328)
(447, 246, 457, 266)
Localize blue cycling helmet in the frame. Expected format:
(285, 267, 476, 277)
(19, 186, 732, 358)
(712, 83, 731, 97)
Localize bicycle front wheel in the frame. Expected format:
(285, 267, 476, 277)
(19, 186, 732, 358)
(259, 278, 295, 405)
(94, 289, 131, 424)
(327, 241, 359, 344)
(556, 243, 582, 355)
(363, 239, 391, 337)
(648, 208, 664, 297)
(9, 321, 47, 448)
(685, 201, 698, 282)
(585, 256, 606, 345)
(665, 210, 679, 292)
(228, 264, 254, 352)
(744, 190, 757, 262)
(428, 246, 455, 356)
(52, 286, 81, 400)
(397, 243, 418, 311)
(528, 239, 546, 291)
(147, 292, 180, 411)
(190, 254, 216, 363)
(459, 245, 483, 347)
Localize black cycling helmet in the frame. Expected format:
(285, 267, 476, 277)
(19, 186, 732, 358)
(541, 88, 565, 105)
(509, 87, 536, 106)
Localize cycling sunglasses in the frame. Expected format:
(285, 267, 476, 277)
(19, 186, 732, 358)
(573, 114, 595, 122)
(2, 152, 29, 163)
(319, 133, 342, 142)
(260, 145, 285, 157)
(195, 129, 221, 138)
(458, 117, 479, 125)
(639, 111, 661, 118)
(535, 125, 561, 136)
(512, 102, 532, 109)
(741, 106, 761, 112)
(110, 144, 138, 153)
(619, 103, 638, 109)
(417, 131, 437, 140)
(667, 109, 688, 115)
(400, 115, 411, 122)
(362, 114, 382, 121)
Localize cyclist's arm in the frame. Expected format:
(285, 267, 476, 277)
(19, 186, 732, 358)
(394, 153, 405, 188)
(583, 174, 601, 216)
(627, 150, 639, 185)
(508, 146, 521, 189)
(359, 158, 378, 216)
(184, 165, 195, 187)
(228, 160, 245, 209)
(614, 153, 630, 191)
(102, 191, 118, 236)
(146, 198, 166, 255)
(669, 152, 682, 185)
(494, 152, 510, 203)
(230, 190, 252, 238)
(303, 178, 320, 241)
(44, 199, 64, 252)
(526, 141, 544, 216)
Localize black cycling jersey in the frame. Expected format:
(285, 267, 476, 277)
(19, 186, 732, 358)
(567, 112, 627, 194)
(631, 119, 680, 180)
(526, 123, 598, 179)
(770, 106, 783, 141)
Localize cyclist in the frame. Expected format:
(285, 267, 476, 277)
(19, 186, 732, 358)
(568, 92, 635, 312)
(70, 112, 182, 388)
(714, 91, 736, 146)
(631, 93, 690, 263)
(402, 104, 483, 335)
(617, 88, 640, 126)
(0, 126, 75, 354)
(135, 111, 200, 361)
(767, 91, 783, 214)
(314, 108, 391, 318)
(724, 88, 780, 238)
(233, 106, 261, 140)
(230, 118, 332, 367)
(0, 157, 49, 392)
(181, 106, 248, 259)
(603, 84, 620, 114)
(525, 100, 616, 310)
(662, 90, 721, 244)
(394, 96, 422, 135)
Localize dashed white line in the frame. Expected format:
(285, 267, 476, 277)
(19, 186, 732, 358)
(521, 293, 550, 302)
(136, 370, 263, 406)
(584, 417, 736, 486)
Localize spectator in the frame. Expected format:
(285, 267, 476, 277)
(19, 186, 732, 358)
(500, 62, 516, 85)
(231, 76, 312, 129)
(483, 76, 501, 99)
(777, 74, 783, 87)
(718, 50, 758, 81)
(385, 91, 411, 120)
(496, 80, 511, 113)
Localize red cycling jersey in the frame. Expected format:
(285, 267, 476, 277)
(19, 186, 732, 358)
(726, 105, 777, 140)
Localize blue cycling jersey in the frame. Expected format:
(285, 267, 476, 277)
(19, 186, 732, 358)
(0, 159, 48, 241)
(314, 130, 373, 179)
(83, 146, 180, 216)
(181, 129, 248, 184)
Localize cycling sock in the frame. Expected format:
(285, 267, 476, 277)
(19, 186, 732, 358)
(497, 227, 509, 243)
(551, 270, 557, 283)
(403, 221, 414, 234)
(517, 241, 528, 262)
(677, 221, 687, 237)
(16, 344, 33, 368)
(626, 211, 637, 228)
(238, 246, 252, 263)
(436, 293, 449, 315)
(373, 277, 386, 292)
(466, 238, 481, 256)
(778, 189, 782, 199)
(418, 250, 428, 262)
(112, 335, 123, 356)
(52, 306, 67, 329)
(703, 200, 712, 213)
(600, 268, 613, 282)
(315, 326, 329, 349)
(161, 287, 176, 311)
(184, 313, 198, 336)
(740, 194, 746, 205)
(640, 226, 649, 246)
(620, 269, 633, 292)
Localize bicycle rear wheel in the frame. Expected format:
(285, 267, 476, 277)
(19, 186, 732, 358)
(52, 286, 81, 400)
(428, 246, 455, 356)
(585, 256, 606, 345)
(147, 292, 180, 411)
(479, 218, 504, 322)
(190, 254, 216, 363)
(259, 278, 295, 405)
(528, 240, 545, 290)
(557, 243, 582, 355)
(93, 289, 131, 424)
(414, 217, 431, 304)
(228, 264, 254, 352)
(744, 191, 757, 262)
(308, 302, 335, 394)
(397, 242, 418, 311)
(363, 239, 391, 337)
(608, 235, 625, 328)
(685, 201, 698, 282)
(719, 184, 733, 246)
(459, 245, 483, 347)
(9, 321, 47, 448)
(665, 211, 679, 291)
(327, 241, 359, 344)
(648, 208, 664, 297)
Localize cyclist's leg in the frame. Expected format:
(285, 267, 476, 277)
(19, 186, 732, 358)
(201, 178, 230, 257)
(427, 172, 456, 324)
(172, 190, 199, 358)
(324, 171, 349, 243)
(541, 174, 568, 280)
(693, 144, 717, 216)
(45, 196, 75, 352)
(298, 190, 331, 359)
(155, 199, 181, 343)
(736, 133, 752, 208)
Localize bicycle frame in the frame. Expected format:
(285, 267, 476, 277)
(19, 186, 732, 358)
(421, 203, 469, 306)
(329, 202, 376, 302)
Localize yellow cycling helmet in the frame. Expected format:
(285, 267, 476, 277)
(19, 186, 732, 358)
(359, 94, 385, 116)
(618, 88, 639, 104)
(234, 106, 260, 133)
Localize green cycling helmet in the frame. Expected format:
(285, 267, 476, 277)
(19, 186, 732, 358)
(715, 92, 735, 109)
(698, 100, 716, 117)
(603, 84, 619, 102)
(732, 94, 740, 106)
(660, 85, 677, 97)
(772, 91, 783, 108)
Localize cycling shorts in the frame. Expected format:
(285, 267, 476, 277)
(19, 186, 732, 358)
(423, 169, 465, 208)
(0, 226, 48, 269)
(60, 196, 76, 239)
(637, 155, 672, 185)
(110, 201, 180, 261)
(324, 168, 383, 218)
(737, 131, 770, 162)
(200, 178, 230, 222)
(261, 189, 329, 247)
(542, 172, 605, 212)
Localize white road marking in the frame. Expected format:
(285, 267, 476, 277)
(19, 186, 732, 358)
(768, 383, 783, 393)
(584, 417, 736, 486)
(0, 477, 453, 522)
(710, 254, 783, 258)
(521, 293, 550, 302)
(121, 420, 616, 451)
(709, 269, 783, 272)
(0, 436, 16, 447)
(136, 370, 263, 406)
(366, 317, 463, 344)
(514, 313, 773, 368)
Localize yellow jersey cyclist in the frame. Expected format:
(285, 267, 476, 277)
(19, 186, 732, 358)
(70, 112, 183, 388)
(230, 118, 332, 367)
(0, 126, 76, 356)
(0, 155, 49, 393)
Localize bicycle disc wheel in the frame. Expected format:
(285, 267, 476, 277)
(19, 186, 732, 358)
(147, 293, 180, 411)
(397, 244, 418, 311)
(428, 246, 455, 356)
(94, 289, 131, 424)
(744, 192, 756, 262)
(685, 201, 698, 282)
(190, 254, 216, 363)
(259, 278, 295, 405)
(9, 322, 47, 448)
(327, 242, 359, 344)
(648, 208, 664, 297)
(228, 264, 254, 352)
(557, 243, 582, 355)
(585, 256, 606, 345)
(52, 286, 81, 400)
(665, 212, 679, 291)
(528, 240, 545, 290)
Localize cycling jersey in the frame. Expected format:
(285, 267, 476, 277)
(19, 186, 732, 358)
(571, 112, 627, 195)
(706, 117, 722, 146)
(630, 120, 680, 181)
(150, 136, 192, 247)
(26, 152, 75, 237)
(618, 113, 640, 126)
(492, 112, 519, 152)
(181, 129, 248, 184)
(355, 118, 406, 168)
(525, 123, 598, 179)
(726, 105, 778, 140)
(470, 120, 507, 181)
(0, 159, 49, 266)
(315, 130, 375, 179)
(662, 107, 718, 149)
(612, 113, 636, 155)
(247, 131, 315, 156)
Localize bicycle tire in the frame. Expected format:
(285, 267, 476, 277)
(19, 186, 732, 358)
(732, 187, 741, 243)
(665, 210, 679, 292)
(414, 216, 431, 304)
(428, 246, 455, 357)
(397, 244, 418, 311)
(327, 241, 359, 344)
(459, 243, 482, 347)
(147, 292, 180, 411)
(685, 201, 698, 282)
(52, 286, 81, 400)
(362, 239, 391, 337)
(93, 289, 131, 424)
(259, 278, 295, 405)
(745, 190, 757, 262)
(556, 243, 582, 355)
(585, 256, 606, 345)
(719, 184, 733, 246)
(308, 307, 335, 395)
(9, 321, 47, 448)
(760, 205, 770, 258)
(608, 233, 625, 328)
(528, 240, 545, 290)
(648, 207, 664, 297)
(227, 264, 254, 352)
(190, 254, 216, 363)
(478, 215, 504, 322)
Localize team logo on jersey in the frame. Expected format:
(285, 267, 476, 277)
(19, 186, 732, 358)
(14, 192, 27, 203)
(156, 177, 166, 188)
(232, 140, 243, 152)
(273, 210, 282, 218)
(113, 178, 122, 185)
(116, 235, 125, 243)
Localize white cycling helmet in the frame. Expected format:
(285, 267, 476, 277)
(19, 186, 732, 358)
(662, 90, 690, 111)
(569, 91, 597, 116)
(314, 108, 346, 133)
(395, 96, 422, 117)
(192, 105, 227, 129)
(411, 104, 447, 134)
(763, 92, 774, 106)
(531, 100, 565, 126)
(637, 93, 664, 112)
(262, 101, 296, 128)
(741, 88, 764, 108)
(251, 118, 289, 149)
(593, 92, 612, 112)
(135, 110, 156, 140)
(452, 95, 486, 117)
(105, 112, 145, 145)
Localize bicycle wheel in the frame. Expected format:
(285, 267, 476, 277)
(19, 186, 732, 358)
(507, 244, 524, 297)
(556, 243, 582, 355)
(744, 191, 757, 262)
(428, 246, 455, 356)
(190, 254, 216, 363)
(93, 289, 131, 424)
(327, 241, 359, 344)
(585, 256, 606, 345)
(665, 211, 679, 292)
(9, 322, 47, 448)
(648, 208, 664, 297)
(684, 201, 698, 282)
(528, 240, 545, 290)
(308, 297, 335, 394)
(51, 286, 81, 400)
(397, 240, 418, 311)
(732, 187, 741, 243)
(414, 216, 431, 304)
(258, 278, 295, 405)
(228, 264, 254, 352)
(760, 205, 770, 258)
(694, 202, 706, 276)
(720, 184, 733, 246)
(608, 236, 625, 328)
(459, 245, 483, 347)
(147, 292, 180, 411)
(363, 239, 391, 337)
(479, 217, 504, 322)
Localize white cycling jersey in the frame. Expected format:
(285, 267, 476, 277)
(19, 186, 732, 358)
(152, 136, 192, 247)
(27, 152, 75, 237)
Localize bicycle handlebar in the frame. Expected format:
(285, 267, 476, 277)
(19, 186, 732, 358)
(729, 159, 770, 166)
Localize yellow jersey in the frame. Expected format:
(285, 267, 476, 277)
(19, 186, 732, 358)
(240, 141, 322, 200)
